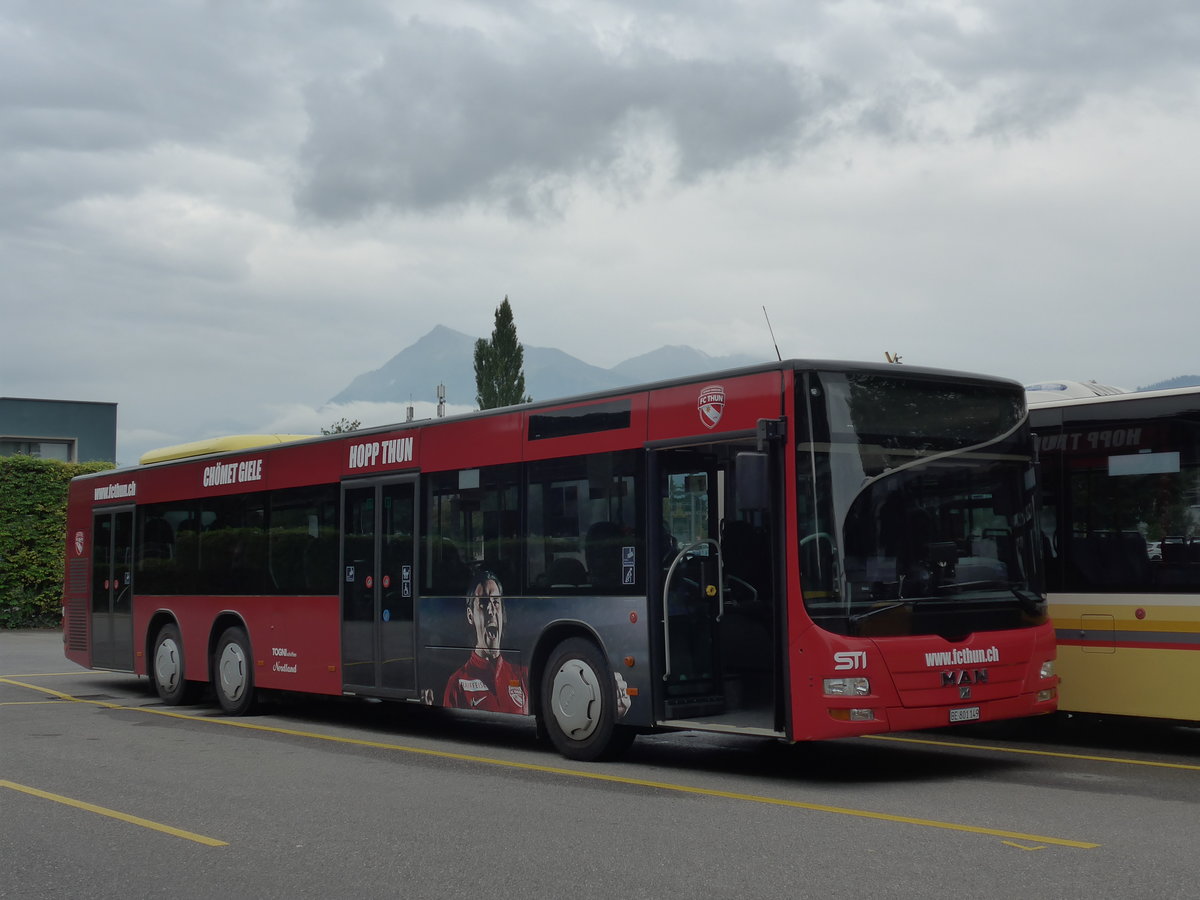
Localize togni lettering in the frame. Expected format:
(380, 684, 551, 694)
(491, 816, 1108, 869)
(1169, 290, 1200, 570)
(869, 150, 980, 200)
(271, 647, 298, 673)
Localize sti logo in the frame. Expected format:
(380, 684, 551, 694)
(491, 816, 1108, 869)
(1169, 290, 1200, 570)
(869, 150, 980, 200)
(833, 651, 868, 671)
(697, 385, 726, 429)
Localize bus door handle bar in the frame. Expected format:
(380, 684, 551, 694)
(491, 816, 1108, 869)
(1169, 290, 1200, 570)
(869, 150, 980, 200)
(661, 539, 723, 681)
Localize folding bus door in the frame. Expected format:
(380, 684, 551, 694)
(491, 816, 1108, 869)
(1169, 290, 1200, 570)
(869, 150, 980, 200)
(91, 508, 134, 671)
(341, 478, 418, 695)
(655, 442, 782, 733)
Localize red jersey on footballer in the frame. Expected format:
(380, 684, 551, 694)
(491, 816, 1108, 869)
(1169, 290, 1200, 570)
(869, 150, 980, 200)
(443, 653, 529, 714)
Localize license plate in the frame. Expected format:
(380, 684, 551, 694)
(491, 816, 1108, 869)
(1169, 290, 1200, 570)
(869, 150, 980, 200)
(949, 706, 980, 723)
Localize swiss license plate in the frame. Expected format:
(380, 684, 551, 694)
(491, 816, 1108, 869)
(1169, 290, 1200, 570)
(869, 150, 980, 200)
(949, 706, 980, 723)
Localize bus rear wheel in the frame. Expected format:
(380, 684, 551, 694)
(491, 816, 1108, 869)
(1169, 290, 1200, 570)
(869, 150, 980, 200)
(540, 637, 634, 761)
(213, 626, 256, 716)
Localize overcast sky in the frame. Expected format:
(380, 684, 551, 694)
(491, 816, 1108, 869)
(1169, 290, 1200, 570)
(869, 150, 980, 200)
(4, 0, 1199, 464)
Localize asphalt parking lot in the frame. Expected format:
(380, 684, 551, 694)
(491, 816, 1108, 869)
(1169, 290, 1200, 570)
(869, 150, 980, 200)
(4, 628, 1200, 899)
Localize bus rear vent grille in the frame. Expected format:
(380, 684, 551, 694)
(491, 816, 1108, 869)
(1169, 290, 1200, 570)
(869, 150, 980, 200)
(66, 594, 88, 652)
(67, 558, 88, 595)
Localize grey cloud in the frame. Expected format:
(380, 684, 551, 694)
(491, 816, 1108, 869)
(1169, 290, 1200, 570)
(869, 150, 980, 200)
(905, 0, 1200, 136)
(294, 1, 1200, 220)
(5, 0, 1199, 227)
(938, 0, 1200, 82)
(0, 2, 273, 155)
(295, 19, 826, 219)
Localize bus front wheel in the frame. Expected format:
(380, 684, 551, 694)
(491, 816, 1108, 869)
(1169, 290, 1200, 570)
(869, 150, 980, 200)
(213, 626, 256, 716)
(540, 637, 634, 762)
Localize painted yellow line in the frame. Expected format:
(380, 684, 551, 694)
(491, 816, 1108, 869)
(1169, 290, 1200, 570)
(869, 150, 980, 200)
(0, 780, 227, 847)
(0, 700, 65, 707)
(865, 733, 1200, 772)
(78, 707, 1110, 848)
(1, 676, 1099, 849)
(0, 671, 105, 678)
(0, 678, 99, 704)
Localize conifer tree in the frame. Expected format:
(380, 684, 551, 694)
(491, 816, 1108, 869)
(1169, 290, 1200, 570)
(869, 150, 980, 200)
(474, 296, 531, 409)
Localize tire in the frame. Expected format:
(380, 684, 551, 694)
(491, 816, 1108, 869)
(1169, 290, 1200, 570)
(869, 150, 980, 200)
(540, 637, 635, 762)
(213, 626, 256, 716)
(151, 623, 195, 705)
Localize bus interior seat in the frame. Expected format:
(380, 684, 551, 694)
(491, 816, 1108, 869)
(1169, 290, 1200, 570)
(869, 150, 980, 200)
(547, 556, 588, 588)
(142, 517, 175, 560)
(1070, 532, 1152, 588)
(585, 521, 623, 588)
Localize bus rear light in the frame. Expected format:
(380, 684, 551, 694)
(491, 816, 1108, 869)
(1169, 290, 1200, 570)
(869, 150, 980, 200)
(1039, 660, 1055, 679)
(1037, 688, 1056, 702)
(829, 708, 876, 722)
(823, 677, 870, 697)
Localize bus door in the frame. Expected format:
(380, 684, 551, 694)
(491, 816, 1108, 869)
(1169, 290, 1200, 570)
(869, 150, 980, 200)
(91, 507, 134, 670)
(656, 442, 781, 732)
(341, 477, 418, 696)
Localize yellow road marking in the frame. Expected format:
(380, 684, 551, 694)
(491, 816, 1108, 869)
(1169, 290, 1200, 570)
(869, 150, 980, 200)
(0, 676, 1100, 849)
(0, 780, 227, 847)
(865, 733, 1200, 772)
(0, 701, 64, 707)
(1002, 841, 1045, 851)
(0, 678, 85, 704)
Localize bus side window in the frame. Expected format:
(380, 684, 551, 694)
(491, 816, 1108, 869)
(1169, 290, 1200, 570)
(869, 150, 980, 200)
(423, 465, 519, 595)
(527, 451, 643, 595)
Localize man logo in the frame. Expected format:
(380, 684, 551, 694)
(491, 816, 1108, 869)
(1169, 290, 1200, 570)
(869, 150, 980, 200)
(74, 531, 85, 556)
(942, 669, 989, 687)
(698, 385, 725, 429)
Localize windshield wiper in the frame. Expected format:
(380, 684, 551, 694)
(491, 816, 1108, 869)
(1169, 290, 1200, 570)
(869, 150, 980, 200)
(1010, 587, 1046, 616)
(848, 599, 918, 632)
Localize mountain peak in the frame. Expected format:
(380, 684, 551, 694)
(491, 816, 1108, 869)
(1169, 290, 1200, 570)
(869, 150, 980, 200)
(330, 326, 765, 406)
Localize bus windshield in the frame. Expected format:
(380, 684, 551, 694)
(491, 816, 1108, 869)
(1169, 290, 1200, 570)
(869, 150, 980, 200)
(797, 370, 1045, 638)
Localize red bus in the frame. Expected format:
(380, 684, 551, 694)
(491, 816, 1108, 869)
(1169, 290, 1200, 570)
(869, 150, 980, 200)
(64, 360, 1057, 760)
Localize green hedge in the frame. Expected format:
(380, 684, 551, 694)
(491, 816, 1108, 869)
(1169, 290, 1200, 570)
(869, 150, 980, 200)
(0, 456, 113, 628)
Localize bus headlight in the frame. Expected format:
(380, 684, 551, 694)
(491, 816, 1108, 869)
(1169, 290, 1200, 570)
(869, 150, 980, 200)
(823, 677, 870, 697)
(1039, 660, 1055, 679)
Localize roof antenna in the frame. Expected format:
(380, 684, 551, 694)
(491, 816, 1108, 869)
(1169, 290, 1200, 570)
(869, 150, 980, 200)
(762, 306, 782, 362)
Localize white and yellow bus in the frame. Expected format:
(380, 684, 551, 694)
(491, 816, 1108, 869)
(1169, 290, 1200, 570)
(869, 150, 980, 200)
(1029, 385, 1200, 721)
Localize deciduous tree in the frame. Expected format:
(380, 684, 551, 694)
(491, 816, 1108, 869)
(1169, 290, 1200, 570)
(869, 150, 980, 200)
(322, 417, 361, 434)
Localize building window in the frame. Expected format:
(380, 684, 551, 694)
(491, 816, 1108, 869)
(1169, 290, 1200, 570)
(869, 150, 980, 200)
(0, 439, 75, 461)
